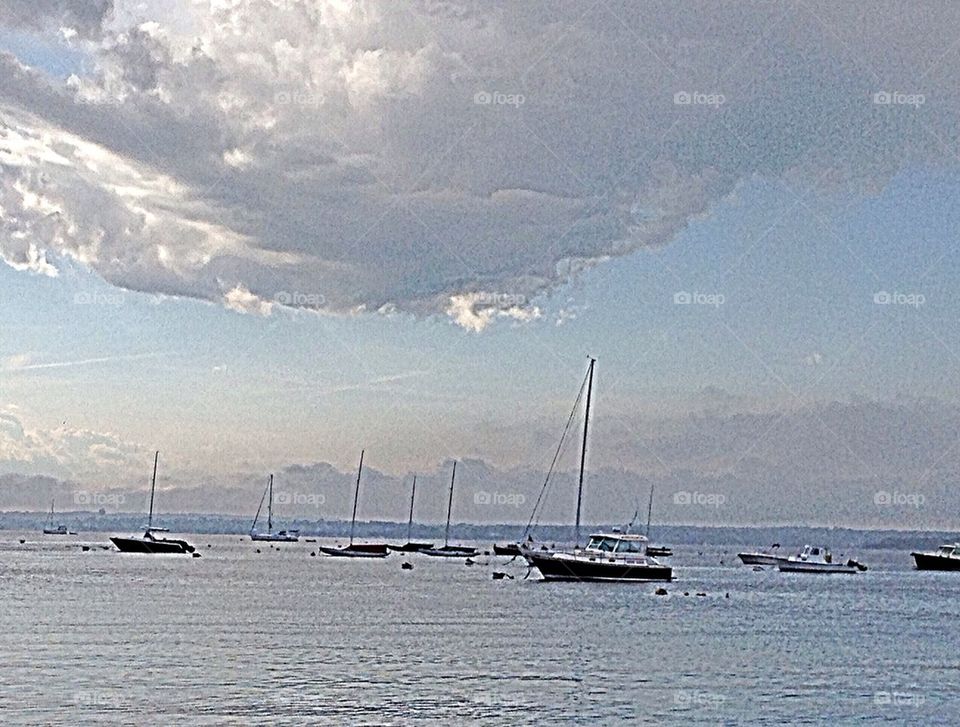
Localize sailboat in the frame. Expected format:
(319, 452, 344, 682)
(250, 474, 299, 542)
(110, 451, 195, 554)
(643, 486, 672, 558)
(422, 461, 478, 557)
(521, 359, 672, 582)
(388, 475, 435, 552)
(318, 450, 389, 558)
(42, 499, 73, 535)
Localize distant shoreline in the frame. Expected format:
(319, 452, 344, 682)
(1, 511, 955, 549)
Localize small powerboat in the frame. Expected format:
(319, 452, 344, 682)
(777, 545, 866, 574)
(738, 544, 789, 566)
(911, 542, 960, 571)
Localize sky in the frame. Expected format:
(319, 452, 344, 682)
(1, 1, 959, 530)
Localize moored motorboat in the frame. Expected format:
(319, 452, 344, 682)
(911, 542, 960, 571)
(777, 544, 866, 574)
(493, 542, 522, 556)
(521, 531, 672, 582)
(110, 452, 195, 555)
(738, 545, 789, 566)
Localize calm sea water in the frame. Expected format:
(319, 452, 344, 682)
(0, 533, 956, 725)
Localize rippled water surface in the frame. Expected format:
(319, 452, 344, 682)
(1, 533, 957, 725)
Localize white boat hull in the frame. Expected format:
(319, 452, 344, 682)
(778, 560, 859, 574)
(738, 552, 788, 566)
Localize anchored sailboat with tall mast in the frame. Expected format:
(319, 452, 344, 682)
(521, 358, 672, 582)
(42, 499, 73, 535)
(319, 450, 389, 558)
(389, 475, 434, 552)
(250, 474, 299, 542)
(110, 451, 195, 554)
(422, 461, 477, 557)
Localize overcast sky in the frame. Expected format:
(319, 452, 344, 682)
(1, 1, 959, 528)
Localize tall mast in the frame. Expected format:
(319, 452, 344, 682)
(147, 450, 159, 530)
(574, 358, 595, 547)
(407, 475, 417, 544)
(267, 473, 274, 534)
(646, 485, 654, 538)
(251, 477, 268, 533)
(349, 450, 364, 546)
(444, 461, 457, 547)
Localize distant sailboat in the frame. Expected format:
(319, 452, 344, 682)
(110, 451, 195, 554)
(318, 450, 389, 558)
(422, 461, 478, 557)
(250, 474, 299, 542)
(389, 475, 435, 552)
(42, 499, 73, 535)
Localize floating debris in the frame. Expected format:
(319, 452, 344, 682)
(655, 587, 668, 596)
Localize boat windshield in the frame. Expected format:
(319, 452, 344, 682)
(615, 539, 647, 554)
(586, 536, 620, 552)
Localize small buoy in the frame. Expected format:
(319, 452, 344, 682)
(207, 544, 212, 548)
(81, 545, 90, 552)
(256, 548, 261, 554)
(18, 539, 25, 544)
(696, 592, 707, 597)
(310, 551, 316, 557)
(725, 593, 730, 599)
(655, 587, 668, 596)
(401, 562, 413, 570)
(683, 592, 689, 596)
(192, 552, 201, 558)
(464, 558, 475, 566)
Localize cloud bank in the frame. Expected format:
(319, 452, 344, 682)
(1, 1, 957, 328)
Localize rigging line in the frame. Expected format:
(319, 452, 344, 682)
(523, 367, 590, 537)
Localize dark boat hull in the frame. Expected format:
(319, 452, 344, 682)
(422, 545, 478, 557)
(110, 536, 194, 554)
(912, 552, 960, 571)
(493, 543, 522, 556)
(318, 545, 389, 558)
(646, 546, 673, 558)
(523, 550, 672, 582)
(387, 542, 435, 552)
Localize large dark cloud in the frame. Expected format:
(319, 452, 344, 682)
(0, 1, 958, 327)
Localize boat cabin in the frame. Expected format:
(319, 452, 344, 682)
(795, 544, 833, 564)
(582, 532, 650, 556)
(936, 543, 960, 558)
